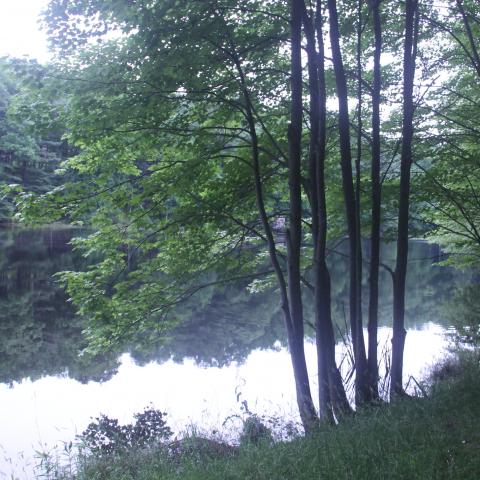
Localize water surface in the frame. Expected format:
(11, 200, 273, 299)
(0, 228, 472, 478)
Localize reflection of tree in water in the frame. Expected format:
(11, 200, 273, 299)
(132, 242, 475, 367)
(377, 242, 475, 330)
(129, 283, 286, 367)
(328, 241, 475, 333)
(0, 230, 474, 382)
(0, 228, 119, 385)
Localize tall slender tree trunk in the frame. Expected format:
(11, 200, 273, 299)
(367, 0, 382, 400)
(354, 0, 370, 401)
(286, 0, 319, 429)
(327, 0, 369, 405)
(231, 26, 318, 429)
(391, 0, 419, 398)
(302, 0, 350, 421)
(315, 0, 351, 418)
(248, 104, 318, 432)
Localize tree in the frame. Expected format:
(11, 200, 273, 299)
(29, 0, 329, 431)
(415, 0, 480, 269)
(327, 0, 370, 404)
(366, 0, 383, 400)
(13, 0, 478, 426)
(391, 0, 419, 397)
(0, 58, 68, 220)
(302, 0, 350, 419)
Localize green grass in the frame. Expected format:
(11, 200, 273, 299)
(49, 354, 480, 480)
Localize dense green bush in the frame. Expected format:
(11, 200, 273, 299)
(80, 407, 172, 456)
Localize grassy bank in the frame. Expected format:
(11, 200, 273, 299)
(45, 354, 480, 480)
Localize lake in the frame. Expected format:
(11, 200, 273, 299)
(0, 228, 473, 479)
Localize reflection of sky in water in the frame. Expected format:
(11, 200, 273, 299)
(0, 322, 448, 479)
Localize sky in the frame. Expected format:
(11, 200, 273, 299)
(0, 0, 51, 63)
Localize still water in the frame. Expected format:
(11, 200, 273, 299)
(0, 228, 473, 479)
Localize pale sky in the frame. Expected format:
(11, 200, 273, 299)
(0, 0, 51, 63)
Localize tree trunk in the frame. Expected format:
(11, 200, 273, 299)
(327, 0, 369, 405)
(231, 21, 318, 428)
(367, 0, 382, 400)
(391, 0, 419, 398)
(354, 0, 370, 401)
(286, 0, 319, 429)
(302, 0, 350, 421)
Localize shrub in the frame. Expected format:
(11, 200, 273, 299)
(79, 407, 172, 456)
(239, 415, 273, 446)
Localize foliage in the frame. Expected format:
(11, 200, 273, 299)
(0, 58, 69, 221)
(9, 0, 298, 355)
(8, 0, 419, 345)
(414, 0, 480, 268)
(238, 415, 273, 446)
(79, 407, 172, 457)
